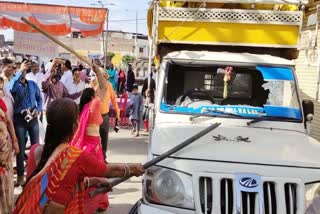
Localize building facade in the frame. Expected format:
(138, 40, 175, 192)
(1, 30, 149, 66)
(296, 0, 320, 141)
(106, 30, 149, 66)
(0, 36, 14, 59)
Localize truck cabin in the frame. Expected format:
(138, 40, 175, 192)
(161, 59, 302, 122)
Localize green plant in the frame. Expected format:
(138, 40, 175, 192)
(122, 55, 136, 64)
(107, 52, 115, 61)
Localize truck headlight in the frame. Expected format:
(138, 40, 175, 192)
(144, 166, 195, 210)
(305, 183, 320, 213)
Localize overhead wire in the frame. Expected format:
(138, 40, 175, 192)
(109, 18, 147, 22)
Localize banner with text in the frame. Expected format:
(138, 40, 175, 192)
(14, 31, 58, 57)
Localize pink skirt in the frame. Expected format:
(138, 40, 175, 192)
(82, 135, 109, 213)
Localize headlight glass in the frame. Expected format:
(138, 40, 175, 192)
(144, 166, 195, 210)
(305, 182, 320, 213)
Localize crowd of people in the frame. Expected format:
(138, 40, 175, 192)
(0, 56, 155, 213)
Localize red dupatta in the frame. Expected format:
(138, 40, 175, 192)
(15, 98, 101, 213)
(70, 102, 90, 149)
(70, 97, 101, 149)
(14, 144, 84, 214)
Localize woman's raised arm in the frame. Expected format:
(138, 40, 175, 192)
(92, 63, 108, 100)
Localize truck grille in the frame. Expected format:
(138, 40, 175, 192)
(263, 182, 277, 214)
(241, 192, 257, 214)
(196, 174, 302, 214)
(221, 179, 233, 214)
(199, 177, 213, 214)
(285, 183, 297, 214)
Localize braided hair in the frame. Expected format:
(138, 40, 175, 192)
(79, 88, 95, 113)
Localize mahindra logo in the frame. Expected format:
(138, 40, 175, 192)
(239, 177, 258, 188)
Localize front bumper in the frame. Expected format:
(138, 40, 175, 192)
(139, 156, 320, 214)
(138, 202, 195, 214)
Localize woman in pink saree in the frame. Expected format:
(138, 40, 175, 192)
(70, 71, 109, 213)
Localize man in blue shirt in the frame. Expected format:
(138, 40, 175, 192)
(10, 61, 42, 186)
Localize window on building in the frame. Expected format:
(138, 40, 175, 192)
(72, 32, 83, 38)
(139, 47, 144, 53)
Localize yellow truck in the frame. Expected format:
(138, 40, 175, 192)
(147, 0, 305, 63)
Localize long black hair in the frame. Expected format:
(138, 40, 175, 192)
(79, 88, 95, 113)
(26, 98, 79, 183)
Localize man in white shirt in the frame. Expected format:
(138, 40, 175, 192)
(60, 59, 73, 87)
(26, 61, 45, 116)
(66, 67, 86, 104)
(0, 57, 15, 85)
(26, 60, 44, 90)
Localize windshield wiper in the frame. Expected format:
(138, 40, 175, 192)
(247, 116, 301, 126)
(190, 108, 245, 121)
(190, 114, 217, 121)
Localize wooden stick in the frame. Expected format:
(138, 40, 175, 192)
(21, 17, 94, 68)
(89, 122, 221, 198)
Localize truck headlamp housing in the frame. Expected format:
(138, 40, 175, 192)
(305, 182, 320, 213)
(144, 166, 195, 210)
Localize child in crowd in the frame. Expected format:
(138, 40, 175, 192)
(129, 85, 142, 137)
(143, 89, 151, 132)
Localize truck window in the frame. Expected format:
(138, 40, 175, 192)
(162, 63, 301, 120)
(203, 72, 252, 99)
(165, 63, 267, 107)
(263, 81, 299, 108)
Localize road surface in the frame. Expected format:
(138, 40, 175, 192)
(103, 129, 148, 214)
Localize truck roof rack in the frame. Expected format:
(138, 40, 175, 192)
(148, 1, 306, 58)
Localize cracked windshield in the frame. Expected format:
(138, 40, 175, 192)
(162, 63, 301, 120)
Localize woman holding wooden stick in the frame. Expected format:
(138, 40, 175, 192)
(14, 64, 144, 214)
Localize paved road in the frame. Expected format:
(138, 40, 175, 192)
(103, 129, 148, 214)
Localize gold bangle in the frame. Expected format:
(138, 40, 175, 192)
(84, 177, 89, 188)
(124, 165, 128, 177)
(120, 165, 126, 178)
(124, 165, 130, 177)
(127, 165, 131, 177)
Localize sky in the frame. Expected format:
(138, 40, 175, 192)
(0, 0, 151, 40)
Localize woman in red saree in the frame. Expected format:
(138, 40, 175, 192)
(25, 63, 110, 213)
(15, 65, 144, 214)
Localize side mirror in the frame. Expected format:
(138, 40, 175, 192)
(302, 100, 314, 135)
(302, 99, 314, 122)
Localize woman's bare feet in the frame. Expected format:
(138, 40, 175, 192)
(131, 129, 136, 135)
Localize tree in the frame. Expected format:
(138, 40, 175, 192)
(107, 52, 115, 61)
(122, 55, 136, 64)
